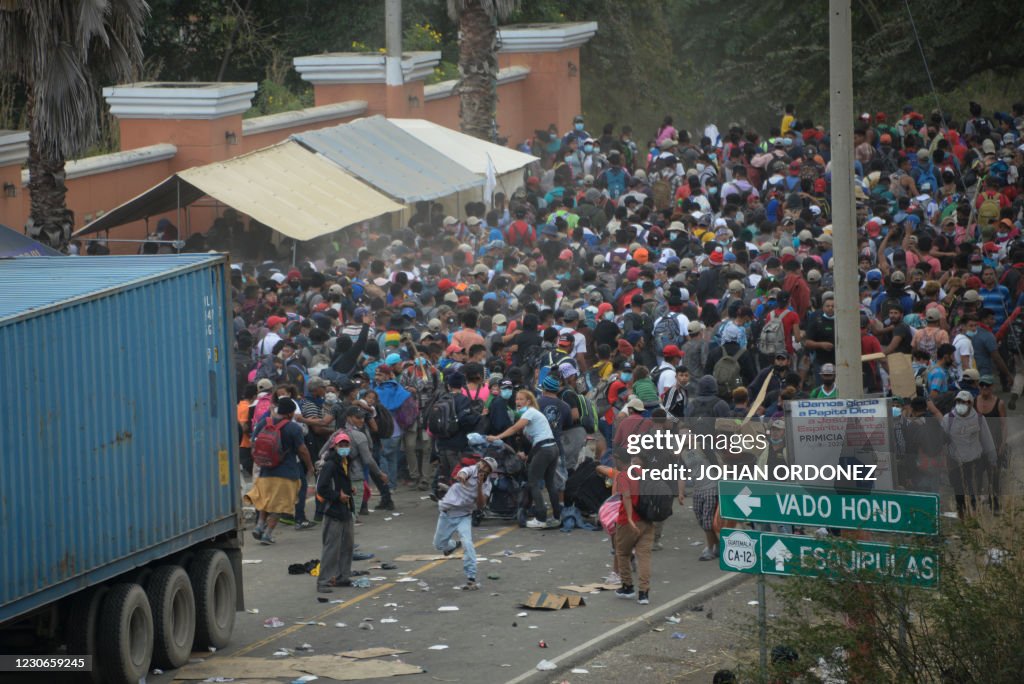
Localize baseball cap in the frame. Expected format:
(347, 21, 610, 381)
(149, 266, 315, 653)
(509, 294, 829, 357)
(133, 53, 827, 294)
(492, 314, 508, 326)
(558, 331, 576, 347)
(481, 456, 499, 471)
(541, 375, 561, 391)
(662, 344, 683, 359)
(266, 316, 287, 329)
(329, 431, 351, 446)
(955, 390, 973, 402)
(559, 362, 579, 378)
(820, 363, 836, 375)
(961, 368, 980, 382)
(384, 353, 402, 365)
(687, 320, 703, 335)
(925, 308, 941, 322)
(445, 342, 464, 355)
(563, 308, 580, 321)
(624, 395, 645, 412)
(256, 378, 273, 392)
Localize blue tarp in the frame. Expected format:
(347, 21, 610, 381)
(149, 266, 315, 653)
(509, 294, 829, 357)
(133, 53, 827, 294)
(0, 223, 62, 257)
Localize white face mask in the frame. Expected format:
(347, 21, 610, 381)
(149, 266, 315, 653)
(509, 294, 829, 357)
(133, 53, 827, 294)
(955, 403, 970, 416)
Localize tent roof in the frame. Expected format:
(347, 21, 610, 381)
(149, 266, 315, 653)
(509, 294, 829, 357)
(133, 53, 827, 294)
(292, 116, 483, 203)
(75, 141, 403, 240)
(389, 119, 538, 175)
(0, 224, 63, 257)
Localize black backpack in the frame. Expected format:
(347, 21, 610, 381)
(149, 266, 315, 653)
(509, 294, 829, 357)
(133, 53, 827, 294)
(464, 385, 490, 435)
(636, 475, 675, 522)
(428, 393, 460, 439)
(563, 458, 610, 516)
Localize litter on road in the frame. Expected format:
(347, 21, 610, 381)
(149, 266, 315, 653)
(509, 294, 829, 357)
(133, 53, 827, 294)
(264, 617, 285, 628)
(438, 606, 460, 612)
(428, 645, 449, 650)
(536, 660, 557, 671)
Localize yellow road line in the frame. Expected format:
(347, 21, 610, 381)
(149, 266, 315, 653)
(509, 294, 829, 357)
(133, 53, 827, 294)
(232, 524, 518, 656)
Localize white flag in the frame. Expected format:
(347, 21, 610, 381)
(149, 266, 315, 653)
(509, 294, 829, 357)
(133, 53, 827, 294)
(484, 153, 497, 208)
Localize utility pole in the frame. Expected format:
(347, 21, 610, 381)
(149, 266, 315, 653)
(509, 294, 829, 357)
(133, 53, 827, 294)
(385, 0, 403, 87)
(828, 0, 862, 399)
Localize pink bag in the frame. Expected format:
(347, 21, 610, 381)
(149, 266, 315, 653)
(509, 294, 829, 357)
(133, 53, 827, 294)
(598, 495, 622, 534)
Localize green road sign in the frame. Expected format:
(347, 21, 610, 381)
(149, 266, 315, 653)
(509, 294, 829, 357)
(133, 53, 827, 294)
(717, 481, 939, 535)
(719, 528, 939, 588)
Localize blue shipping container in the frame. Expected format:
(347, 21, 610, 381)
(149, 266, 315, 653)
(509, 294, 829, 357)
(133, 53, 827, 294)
(0, 255, 240, 624)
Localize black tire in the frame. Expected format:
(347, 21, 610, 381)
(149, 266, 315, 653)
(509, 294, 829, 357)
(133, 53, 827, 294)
(66, 586, 107, 684)
(146, 565, 196, 669)
(96, 583, 153, 684)
(189, 549, 236, 649)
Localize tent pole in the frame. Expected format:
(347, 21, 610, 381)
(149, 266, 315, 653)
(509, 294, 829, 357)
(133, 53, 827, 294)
(292, 240, 297, 268)
(176, 178, 182, 253)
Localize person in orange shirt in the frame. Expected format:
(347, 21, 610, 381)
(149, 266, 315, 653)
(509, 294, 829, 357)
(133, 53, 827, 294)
(238, 383, 257, 478)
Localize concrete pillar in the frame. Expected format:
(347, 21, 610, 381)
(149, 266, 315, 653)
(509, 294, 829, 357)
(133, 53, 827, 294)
(102, 82, 257, 170)
(497, 22, 597, 137)
(294, 51, 439, 117)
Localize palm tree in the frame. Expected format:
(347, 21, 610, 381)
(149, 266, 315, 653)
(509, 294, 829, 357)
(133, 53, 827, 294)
(447, 0, 520, 142)
(0, 0, 147, 251)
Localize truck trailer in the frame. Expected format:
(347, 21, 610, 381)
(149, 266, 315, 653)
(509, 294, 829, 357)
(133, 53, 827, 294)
(0, 254, 243, 682)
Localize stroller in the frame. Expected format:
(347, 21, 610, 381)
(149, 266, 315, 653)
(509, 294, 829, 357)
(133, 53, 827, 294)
(463, 435, 530, 527)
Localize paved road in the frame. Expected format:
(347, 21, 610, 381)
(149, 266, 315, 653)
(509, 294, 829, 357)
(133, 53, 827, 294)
(154, 485, 734, 683)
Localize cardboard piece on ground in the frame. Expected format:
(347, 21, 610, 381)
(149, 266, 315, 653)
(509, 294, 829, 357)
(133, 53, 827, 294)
(338, 647, 409, 659)
(887, 352, 916, 398)
(173, 656, 422, 681)
(522, 592, 587, 610)
(506, 552, 543, 561)
(296, 655, 422, 679)
(172, 658, 302, 679)
(558, 583, 619, 593)
(393, 554, 451, 562)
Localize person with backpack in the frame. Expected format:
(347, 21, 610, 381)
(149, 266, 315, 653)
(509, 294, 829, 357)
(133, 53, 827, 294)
(651, 300, 689, 363)
(928, 391, 996, 520)
(556, 362, 597, 471)
(975, 176, 1009, 230)
(487, 389, 562, 529)
(756, 290, 801, 369)
(652, 345, 684, 399)
(245, 397, 315, 545)
(429, 372, 480, 499)
(613, 450, 656, 605)
(705, 326, 756, 399)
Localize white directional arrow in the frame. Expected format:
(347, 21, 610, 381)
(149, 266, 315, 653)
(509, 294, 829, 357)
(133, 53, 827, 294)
(766, 540, 793, 572)
(734, 486, 762, 517)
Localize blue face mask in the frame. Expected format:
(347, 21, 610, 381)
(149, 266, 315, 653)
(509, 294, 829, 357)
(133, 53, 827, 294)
(565, 155, 574, 163)
(584, 144, 594, 154)
(654, 279, 662, 287)
(336, 447, 351, 457)
(621, 372, 633, 382)
(501, 389, 513, 400)
(496, 325, 507, 334)
(557, 273, 569, 281)
(575, 123, 584, 132)
(603, 311, 615, 321)
(892, 407, 902, 418)
(516, 407, 527, 417)
(708, 187, 719, 195)
(415, 357, 426, 366)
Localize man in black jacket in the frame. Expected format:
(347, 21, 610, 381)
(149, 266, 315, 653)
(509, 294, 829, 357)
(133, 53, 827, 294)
(316, 431, 355, 593)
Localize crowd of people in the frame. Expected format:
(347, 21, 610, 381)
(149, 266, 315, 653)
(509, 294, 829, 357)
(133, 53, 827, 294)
(225, 102, 1023, 602)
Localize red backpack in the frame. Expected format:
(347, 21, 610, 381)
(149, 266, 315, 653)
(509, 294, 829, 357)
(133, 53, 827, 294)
(252, 417, 288, 469)
(506, 220, 535, 248)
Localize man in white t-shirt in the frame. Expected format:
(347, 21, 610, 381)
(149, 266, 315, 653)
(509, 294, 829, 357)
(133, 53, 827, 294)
(433, 457, 495, 591)
(654, 345, 683, 398)
(951, 315, 978, 380)
(258, 316, 287, 357)
(561, 309, 588, 370)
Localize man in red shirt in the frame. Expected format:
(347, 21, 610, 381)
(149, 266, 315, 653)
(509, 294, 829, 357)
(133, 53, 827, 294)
(860, 313, 883, 393)
(613, 449, 653, 605)
(782, 259, 810, 320)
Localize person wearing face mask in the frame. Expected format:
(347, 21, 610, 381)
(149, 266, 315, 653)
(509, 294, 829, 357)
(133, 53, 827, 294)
(928, 391, 996, 520)
(315, 432, 355, 593)
(803, 294, 836, 383)
(563, 114, 590, 147)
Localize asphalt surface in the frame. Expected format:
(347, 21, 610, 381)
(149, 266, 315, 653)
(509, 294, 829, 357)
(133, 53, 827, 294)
(151, 484, 736, 684)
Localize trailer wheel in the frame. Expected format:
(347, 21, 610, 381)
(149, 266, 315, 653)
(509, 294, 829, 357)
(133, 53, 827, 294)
(146, 565, 196, 669)
(189, 549, 236, 649)
(97, 583, 153, 684)
(66, 586, 107, 683)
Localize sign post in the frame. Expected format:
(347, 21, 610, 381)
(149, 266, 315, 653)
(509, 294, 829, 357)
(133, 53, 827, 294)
(719, 528, 939, 588)
(718, 481, 940, 536)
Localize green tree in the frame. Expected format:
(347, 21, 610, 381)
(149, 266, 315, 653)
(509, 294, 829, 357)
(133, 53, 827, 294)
(0, 0, 147, 250)
(447, 0, 521, 141)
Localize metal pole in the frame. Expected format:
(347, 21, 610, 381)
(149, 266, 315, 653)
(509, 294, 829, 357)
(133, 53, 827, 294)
(384, 0, 403, 87)
(758, 575, 768, 680)
(828, 0, 862, 399)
